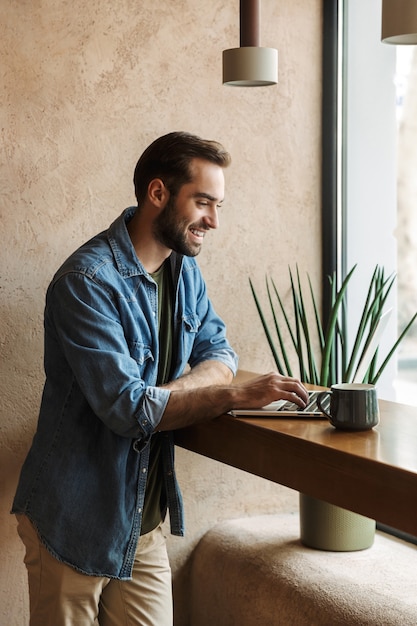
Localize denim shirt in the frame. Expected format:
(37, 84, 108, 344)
(12, 208, 238, 580)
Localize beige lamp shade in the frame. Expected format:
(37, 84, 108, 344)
(222, 0, 278, 87)
(382, 0, 417, 44)
(222, 46, 278, 87)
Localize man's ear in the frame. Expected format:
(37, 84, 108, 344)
(148, 178, 169, 208)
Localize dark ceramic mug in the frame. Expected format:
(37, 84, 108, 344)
(316, 383, 379, 431)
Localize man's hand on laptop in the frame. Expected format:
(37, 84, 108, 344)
(232, 372, 309, 410)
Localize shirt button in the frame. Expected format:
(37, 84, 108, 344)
(138, 507, 142, 513)
(142, 467, 147, 473)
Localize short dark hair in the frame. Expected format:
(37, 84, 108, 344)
(133, 131, 231, 205)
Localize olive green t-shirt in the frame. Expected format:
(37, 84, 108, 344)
(140, 260, 173, 535)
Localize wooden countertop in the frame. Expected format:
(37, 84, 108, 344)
(174, 371, 417, 536)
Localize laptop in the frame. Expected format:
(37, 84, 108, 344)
(230, 309, 392, 418)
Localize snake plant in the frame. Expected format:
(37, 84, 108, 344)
(250, 265, 417, 387)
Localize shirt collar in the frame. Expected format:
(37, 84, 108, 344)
(107, 207, 147, 278)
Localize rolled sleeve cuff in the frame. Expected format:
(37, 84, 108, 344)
(196, 348, 239, 377)
(218, 349, 239, 376)
(137, 386, 171, 437)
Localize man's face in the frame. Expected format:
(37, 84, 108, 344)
(152, 158, 225, 257)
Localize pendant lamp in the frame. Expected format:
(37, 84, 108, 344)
(381, 0, 417, 44)
(223, 0, 278, 87)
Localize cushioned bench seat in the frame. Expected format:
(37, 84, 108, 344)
(189, 514, 417, 626)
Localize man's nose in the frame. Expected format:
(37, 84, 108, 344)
(204, 207, 219, 230)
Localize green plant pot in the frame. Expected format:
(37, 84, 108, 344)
(299, 493, 376, 551)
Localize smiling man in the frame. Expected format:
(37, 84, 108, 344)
(12, 131, 308, 626)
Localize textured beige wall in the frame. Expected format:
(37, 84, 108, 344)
(1, 0, 322, 623)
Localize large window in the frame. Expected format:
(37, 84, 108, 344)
(323, 0, 417, 405)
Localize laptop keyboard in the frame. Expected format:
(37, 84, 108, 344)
(276, 390, 330, 414)
(229, 390, 331, 417)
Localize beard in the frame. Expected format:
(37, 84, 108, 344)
(152, 195, 204, 257)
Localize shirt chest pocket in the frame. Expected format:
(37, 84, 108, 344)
(128, 341, 155, 371)
(180, 313, 201, 360)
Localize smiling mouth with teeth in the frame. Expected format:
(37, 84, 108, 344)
(190, 228, 205, 238)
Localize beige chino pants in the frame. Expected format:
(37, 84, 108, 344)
(16, 514, 173, 626)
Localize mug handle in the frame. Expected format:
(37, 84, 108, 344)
(316, 391, 332, 419)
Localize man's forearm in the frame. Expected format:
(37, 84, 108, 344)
(157, 369, 310, 433)
(158, 381, 237, 431)
(157, 360, 235, 431)
(164, 360, 234, 392)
